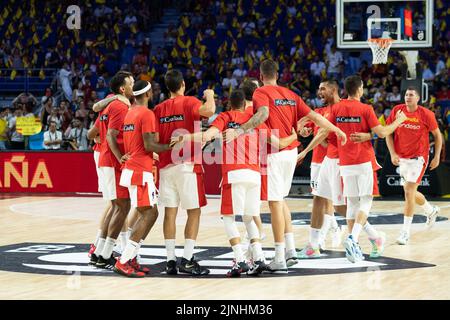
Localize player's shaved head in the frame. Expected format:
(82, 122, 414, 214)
(321, 79, 339, 91)
(229, 89, 246, 110)
(164, 69, 184, 93)
(240, 78, 259, 101)
(260, 59, 278, 80)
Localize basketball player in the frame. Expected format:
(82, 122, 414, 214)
(224, 59, 347, 273)
(154, 69, 215, 276)
(330, 75, 407, 263)
(89, 71, 134, 269)
(385, 87, 442, 245)
(114, 80, 178, 277)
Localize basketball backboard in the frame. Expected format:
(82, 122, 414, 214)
(336, 0, 434, 50)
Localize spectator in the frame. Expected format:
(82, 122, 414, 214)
(47, 108, 63, 131)
(0, 108, 8, 150)
(222, 70, 238, 90)
(8, 109, 25, 150)
(43, 121, 63, 150)
(326, 47, 343, 80)
(66, 118, 89, 150)
(387, 86, 402, 104)
(59, 62, 73, 102)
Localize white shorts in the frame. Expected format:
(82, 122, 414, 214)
(159, 163, 207, 210)
(265, 148, 297, 201)
(120, 168, 158, 208)
(221, 169, 261, 216)
(93, 151, 103, 192)
(310, 163, 321, 192)
(312, 157, 345, 206)
(100, 166, 129, 200)
(340, 162, 373, 197)
(399, 157, 427, 185)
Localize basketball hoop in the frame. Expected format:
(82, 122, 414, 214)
(367, 38, 394, 64)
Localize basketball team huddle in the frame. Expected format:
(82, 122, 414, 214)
(86, 59, 442, 278)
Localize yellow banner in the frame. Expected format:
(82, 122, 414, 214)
(16, 117, 42, 136)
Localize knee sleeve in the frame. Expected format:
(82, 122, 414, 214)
(222, 215, 240, 240)
(346, 197, 359, 220)
(243, 214, 260, 241)
(359, 195, 373, 215)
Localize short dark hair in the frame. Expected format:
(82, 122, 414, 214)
(229, 90, 246, 110)
(344, 75, 363, 96)
(240, 78, 259, 101)
(133, 80, 152, 99)
(321, 79, 339, 91)
(109, 71, 133, 94)
(260, 59, 278, 79)
(164, 69, 184, 93)
(406, 86, 420, 96)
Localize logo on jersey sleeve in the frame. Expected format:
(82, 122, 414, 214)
(160, 115, 184, 124)
(274, 99, 296, 107)
(99, 114, 108, 121)
(123, 124, 135, 132)
(336, 116, 361, 123)
(227, 122, 241, 129)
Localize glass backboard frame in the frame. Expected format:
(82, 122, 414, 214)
(336, 0, 434, 50)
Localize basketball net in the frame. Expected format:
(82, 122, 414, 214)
(367, 38, 393, 64)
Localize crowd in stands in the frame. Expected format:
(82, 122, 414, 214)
(0, 0, 448, 152)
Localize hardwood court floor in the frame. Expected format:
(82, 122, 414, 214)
(0, 195, 449, 300)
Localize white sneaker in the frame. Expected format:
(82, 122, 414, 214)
(396, 230, 410, 245)
(331, 225, 343, 248)
(285, 249, 298, 267)
(267, 259, 288, 273)
(426, 206, 440, 228)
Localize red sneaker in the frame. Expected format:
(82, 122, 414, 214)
(130, 257, 150, 274)
(113, 260, 145, 278)
(88, 244, 96, 258)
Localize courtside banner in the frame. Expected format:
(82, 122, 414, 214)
(0, 152, 223, 194)
(0, 152, 98, 193)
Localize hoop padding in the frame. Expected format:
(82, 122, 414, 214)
(368, 38, 394, 64)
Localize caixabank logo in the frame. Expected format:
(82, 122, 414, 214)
(0, 243, 434, 278)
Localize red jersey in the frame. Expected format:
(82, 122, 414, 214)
(311, 106, 330, 164)
(329, 99, 380, 166)
(123, 105, 156, 172)
(98, 98, 129, 168)
(252, 85, 311, 153)
(244, 105, 254, 116)
(153, 96, 202, 169)
(211, 110, 269, 179)
(386, 104, 438, 160)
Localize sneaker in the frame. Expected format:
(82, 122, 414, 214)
(95, 254, 117, 269)
(166, 259, 178, 275)
(266, 260, 288, 274)
(88, 253, 99, 266)
(88, 244, 96, 258)
(112, 245, 122, 256)
(426, 206, 440, 228)
(130, 257, 150, 274)
(331, 225, 343, 248)
(369, 232, 386, 258)
(247, 260, 268, 276)
(113, 260, 145, 278)
(396, 230, 410, 245)
(344, 235, 363, 263)
(179, 257, 210, 276)
(285, 249, 298, 267)
(297, 244, 321, 259)
(227, 261, 250, 277)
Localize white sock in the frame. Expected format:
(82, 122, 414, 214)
(320, 214, 333, 239)
(274, 242, 285, 263)
(183, 239, 196, 261)
(284, 233, 295, 252)
(403, 216, 413, 233)
(134, 239, 143, 257)
(231, 244, 244, 262)
(165, 239, 176, 262)
(119, 232, 128, 249)
(127, 227, 133, 240)
(94, 229, 102, 247)
(94, 238, 105, 256)
(251, 242, 264, 261)
(120, 240, 138, 264)
(309, 228, 321, 248)
(331, 214, 339, 229)
(101, 237, 116, 259)
(363, 222, 379, 239)
(421, 201, 433, 215)
(351, 223, 363, 242)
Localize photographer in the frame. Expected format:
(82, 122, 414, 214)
(43, 121, 63, 150)
(66, 117, 88, 150)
